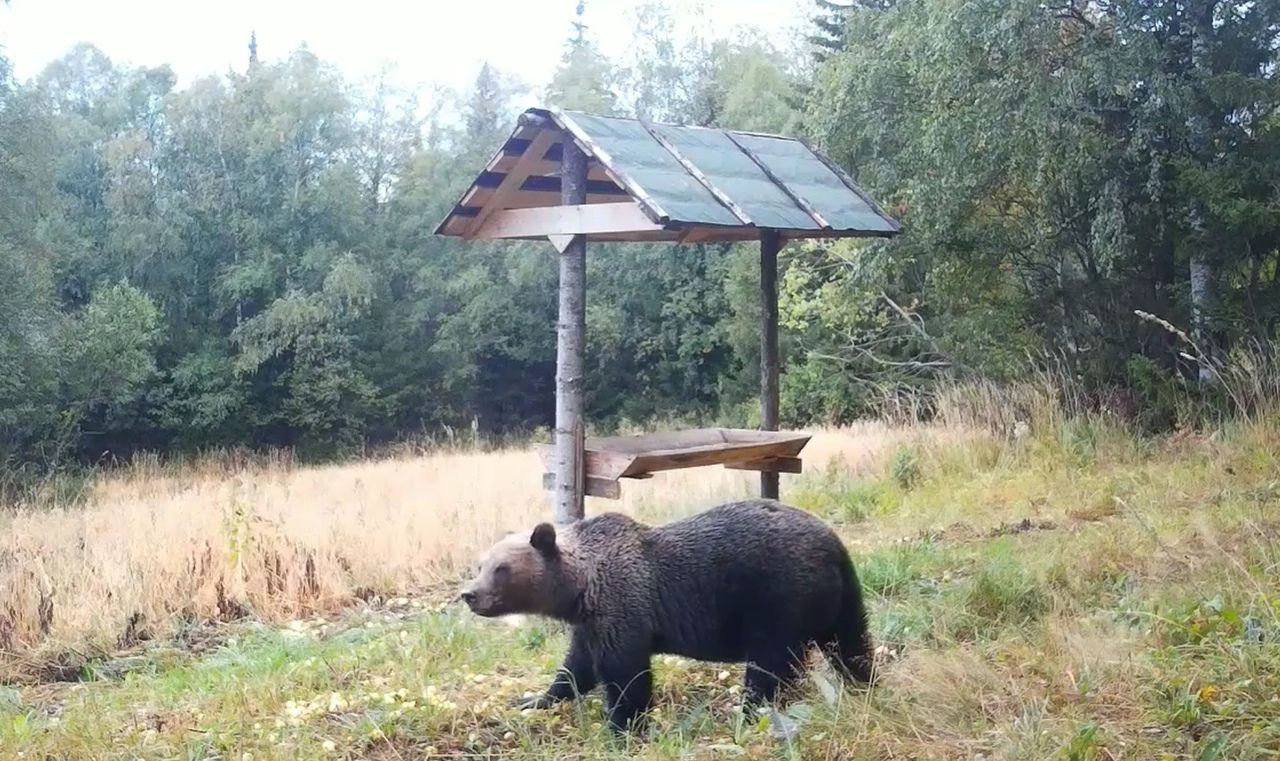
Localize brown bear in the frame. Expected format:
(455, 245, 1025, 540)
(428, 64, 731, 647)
(458, 499, 874, 733)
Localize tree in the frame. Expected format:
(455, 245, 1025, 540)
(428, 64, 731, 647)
(546, 1, 618, 113)
(808, 0, 852, 61)
(804, 0, 1280, 412)
(464, 64, 509, 149)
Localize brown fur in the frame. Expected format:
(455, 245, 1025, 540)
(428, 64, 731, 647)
(459, 500, 873, 733)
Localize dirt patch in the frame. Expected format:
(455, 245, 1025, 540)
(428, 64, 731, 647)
(987, 517, 1058, 537)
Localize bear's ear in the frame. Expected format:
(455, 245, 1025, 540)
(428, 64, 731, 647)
(530, 522, 557, 556)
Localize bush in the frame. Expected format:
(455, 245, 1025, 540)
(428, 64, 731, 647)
(889, 445, 922, 489)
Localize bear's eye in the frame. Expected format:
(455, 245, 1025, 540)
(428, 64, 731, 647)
(494, 563, 510, 578)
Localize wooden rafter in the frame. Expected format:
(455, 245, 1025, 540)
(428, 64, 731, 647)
(465, 129, 558, 238)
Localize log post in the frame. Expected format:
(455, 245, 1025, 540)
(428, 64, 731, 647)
(760, 229, 781, 500)
(552, 135, 589, 523)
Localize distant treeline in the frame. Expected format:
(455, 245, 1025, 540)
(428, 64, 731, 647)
(1, 0, 1277, 476)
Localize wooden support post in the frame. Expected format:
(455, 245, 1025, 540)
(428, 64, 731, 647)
(760, 229, 781, 500)
(552, 135, 589, 523)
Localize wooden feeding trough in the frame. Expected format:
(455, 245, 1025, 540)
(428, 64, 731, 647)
(536, 428, 813, 499)
(435, 107, 900, 521)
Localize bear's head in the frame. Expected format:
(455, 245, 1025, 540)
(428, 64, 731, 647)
(459, 522, 570, 618)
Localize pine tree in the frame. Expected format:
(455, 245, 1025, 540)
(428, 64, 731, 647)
(809, 0, 901, 61)
(546, 1, 617, 113)
(465, 63, 505, 146)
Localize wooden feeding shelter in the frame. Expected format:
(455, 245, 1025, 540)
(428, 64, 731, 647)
(435, 107, 900, 523)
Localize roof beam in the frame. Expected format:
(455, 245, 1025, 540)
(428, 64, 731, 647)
(465, 129, 559, 238)
(490, 155, 610, 182)
(470, 202, 666, 239)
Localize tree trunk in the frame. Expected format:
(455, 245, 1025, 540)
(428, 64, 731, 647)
(1188, 0, 1217, 383)
(760, 229, 781, 500)
(552, 136, 588, 523)
(1189, 254, 1215, 381)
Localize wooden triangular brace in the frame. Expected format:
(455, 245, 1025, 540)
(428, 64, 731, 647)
(548, 234, 578, 253)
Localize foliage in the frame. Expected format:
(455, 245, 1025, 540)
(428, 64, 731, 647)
(802, 0, 1280, 408)
(0, 0, 1278, 481)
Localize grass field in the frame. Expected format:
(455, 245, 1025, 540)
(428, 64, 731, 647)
(3, 414, 1279, 759)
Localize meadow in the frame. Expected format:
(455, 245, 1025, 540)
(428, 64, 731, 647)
(2, 407, 1279, 759)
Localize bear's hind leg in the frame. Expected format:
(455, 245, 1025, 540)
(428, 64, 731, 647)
(742, 644, 805, 708)
(822, 630, 876, 686)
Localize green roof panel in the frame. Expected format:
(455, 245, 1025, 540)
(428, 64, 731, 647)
(648, 124, 821, 231)
(727, 133, 898, 234)
(563, 112, 740, 227)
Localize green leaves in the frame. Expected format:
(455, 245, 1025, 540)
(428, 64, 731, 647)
(56, 283, 162, 424)
(805, 0, 1280, 410)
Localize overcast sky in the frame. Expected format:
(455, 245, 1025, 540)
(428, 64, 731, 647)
(0, 0, 809, 95)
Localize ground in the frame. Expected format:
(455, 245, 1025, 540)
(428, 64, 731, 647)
(2, 417, 1279, 759)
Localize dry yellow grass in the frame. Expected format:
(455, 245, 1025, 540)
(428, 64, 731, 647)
(6, 414, 1280, 759)
(0, 423, 937, 667)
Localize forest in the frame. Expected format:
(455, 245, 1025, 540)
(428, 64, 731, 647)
(1, 0, 1277, 478)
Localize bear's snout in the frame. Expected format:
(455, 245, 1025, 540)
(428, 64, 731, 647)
(458, 582, 500, 616)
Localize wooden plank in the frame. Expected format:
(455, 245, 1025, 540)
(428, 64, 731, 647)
(639, 119, 754, 226)
(724, 457, 803, 474)
(616, 434, 808, 462)
(588, 229, 685, 243)
(539, 428, 810, 481)
(625, 439, 801, 478)
(472, 202, 665, 239)
(677, 226, 762, 244)
(490, 154, 611, 181)
(466, 129, 558, 238)
(675, 226, 899, 245)
(542, 472, 621, 500)
(537, 445, 636, 482)
(760, 230, 782, 500)
(724, 131, 832, 229)
(470, 170, 629, 197)
(719, 428, 807, 444)
(432, 117, 528, 235)
(586, 428, 728, 455)
(464, 187, 630, 211)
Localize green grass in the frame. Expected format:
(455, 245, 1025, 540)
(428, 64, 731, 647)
(5, 416, 1280, 759)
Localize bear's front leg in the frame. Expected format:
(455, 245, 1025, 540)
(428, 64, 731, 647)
(596, 642, 652, 733)
(514, 626, 597, 710)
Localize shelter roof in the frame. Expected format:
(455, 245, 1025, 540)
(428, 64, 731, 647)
(434, 107, 901, 244)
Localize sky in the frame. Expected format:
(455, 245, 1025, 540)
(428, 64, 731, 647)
(0, 0, 809, 96)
